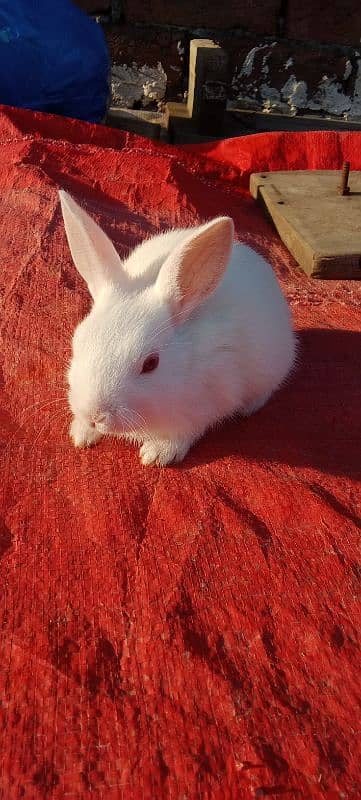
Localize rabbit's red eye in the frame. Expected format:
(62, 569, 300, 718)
(141, 354, 159, 374)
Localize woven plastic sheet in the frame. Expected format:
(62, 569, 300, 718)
(0, 105, 360, 799)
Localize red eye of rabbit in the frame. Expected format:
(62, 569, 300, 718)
(141, 354, 159, 374)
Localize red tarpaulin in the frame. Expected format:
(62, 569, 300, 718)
(0, 105, 360, 800)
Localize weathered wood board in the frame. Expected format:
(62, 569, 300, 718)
(250, 170, 361, 279)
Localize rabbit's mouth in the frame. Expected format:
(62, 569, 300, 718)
(88, 409, 120, 435)
(87, 406, 148, 438)
(104, 412, 144, 437)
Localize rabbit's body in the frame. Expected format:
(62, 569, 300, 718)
(60, 191, 296, 466)
(125, 232, 293, 429)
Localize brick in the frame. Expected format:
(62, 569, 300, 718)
(104, 24, 186, 102)
(123, 0, 280, 37)
(230, 39, 357, 116)
(287, 1, 361, 47)
(74, 0, 110, 12)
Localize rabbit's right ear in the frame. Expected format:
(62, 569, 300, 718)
(59, 190, 125, 300)
(155, 216, 234, 322)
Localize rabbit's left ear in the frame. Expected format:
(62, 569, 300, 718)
(155, 217, 234, 322)
(59, 190, 126, 301)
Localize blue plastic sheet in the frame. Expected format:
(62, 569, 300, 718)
(0, 1, 109, 122)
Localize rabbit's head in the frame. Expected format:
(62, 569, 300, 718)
(59, 190, 233, 437)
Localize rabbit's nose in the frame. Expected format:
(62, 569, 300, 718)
(90, 412, 108, 428)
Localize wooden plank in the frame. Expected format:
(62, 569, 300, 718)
(250, 170, 361, 279)
(166, 39, 228, 140)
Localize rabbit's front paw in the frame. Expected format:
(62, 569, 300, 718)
(140, 437, 190, 467)
(70, 417, 103, 448)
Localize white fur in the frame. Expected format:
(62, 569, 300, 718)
(59, 190, 296, 466)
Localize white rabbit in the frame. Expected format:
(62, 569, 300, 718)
(59, 190, 296, 466)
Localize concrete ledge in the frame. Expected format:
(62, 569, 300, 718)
(106, 107, 167, 139)
(106, 104, 361, 143)
(229, 108, 361, 133)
